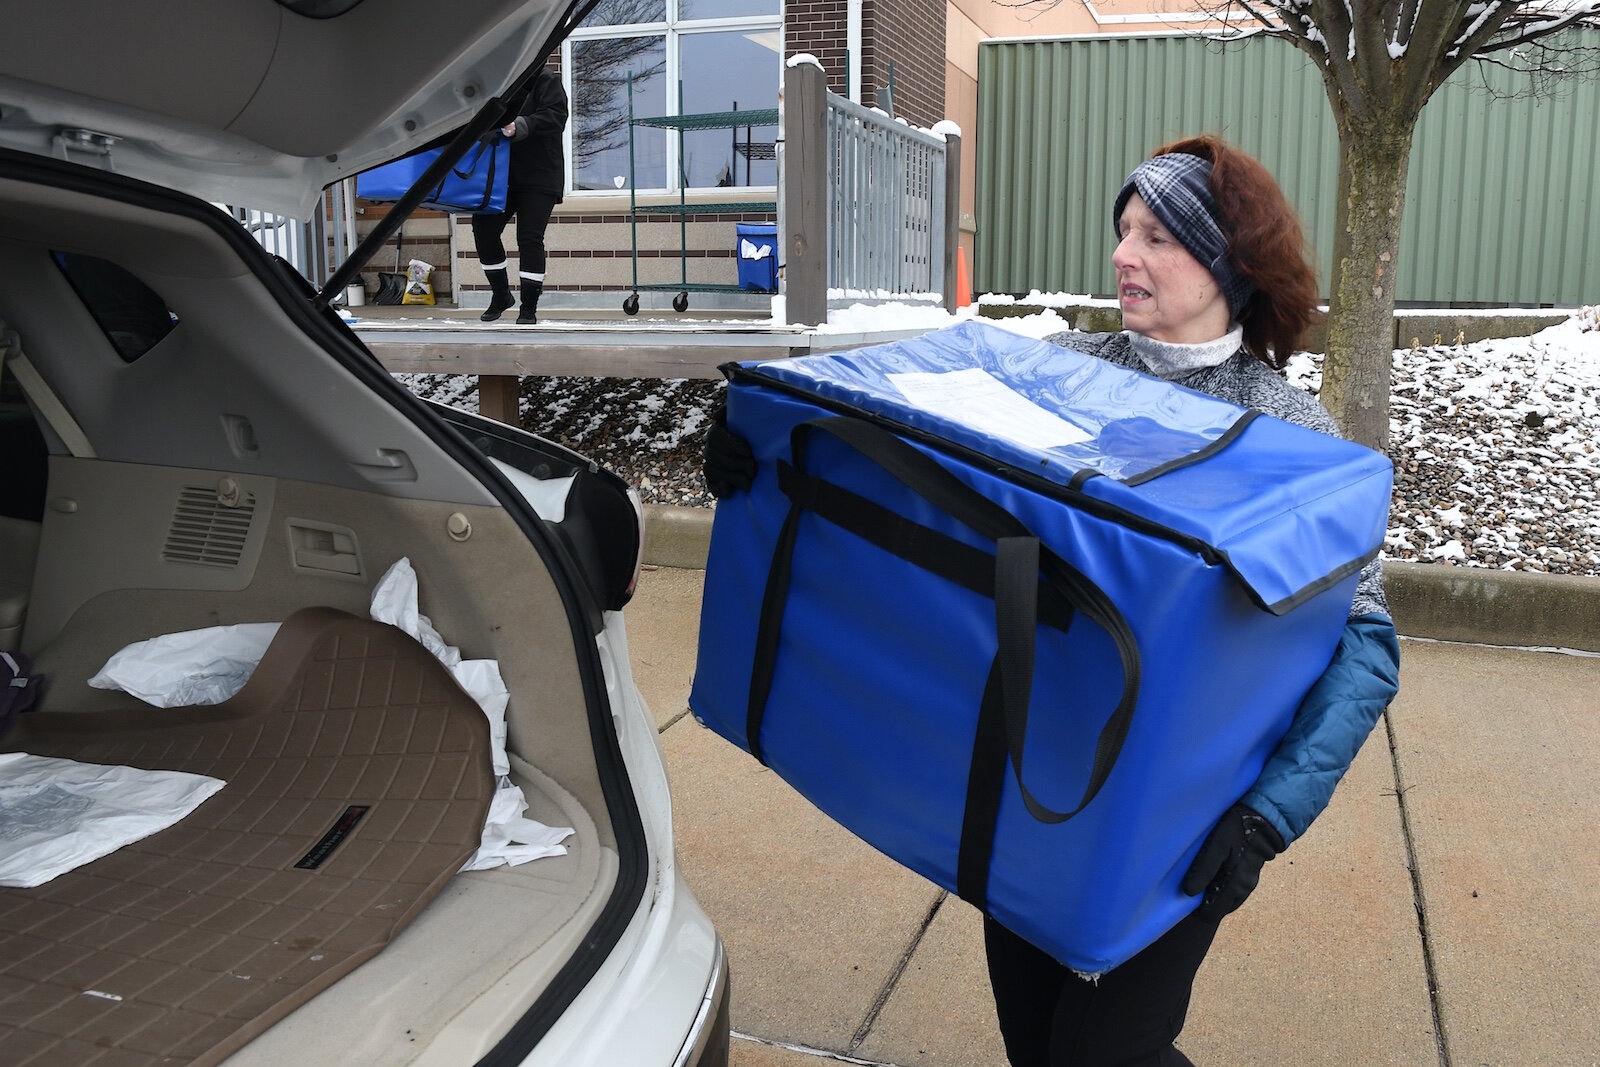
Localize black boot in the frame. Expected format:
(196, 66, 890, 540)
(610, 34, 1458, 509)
(516, 277, 542, 324)
(480, 267, 515, 321)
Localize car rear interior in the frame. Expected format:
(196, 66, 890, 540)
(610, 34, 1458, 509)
(0, 157, 635, 1065)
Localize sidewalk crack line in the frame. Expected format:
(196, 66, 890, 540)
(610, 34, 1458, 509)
(1385, 707, 1452, 1067)
(849, 891, 947, 1053)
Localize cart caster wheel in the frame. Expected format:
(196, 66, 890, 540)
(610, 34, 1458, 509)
(673, 292, 689, 313)
(622, 294, 640, 316)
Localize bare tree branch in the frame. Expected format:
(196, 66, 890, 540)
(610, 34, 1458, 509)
(1475, 2, 1600, 52)
(1228, 0, 1289, 33)
(570, 31, 667, 170)
(1005, 0, 1600, 447)
(1439, 1, 1520, 83)
(1391, 0, 1427, 52)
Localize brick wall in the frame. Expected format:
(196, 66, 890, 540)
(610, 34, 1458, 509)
(786, 0, 947, 124)
(786, 0, 852, 96)
(861, 0, 947, 128)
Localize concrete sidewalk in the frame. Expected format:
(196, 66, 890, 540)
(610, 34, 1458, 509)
(625, 565, 1600, 1067)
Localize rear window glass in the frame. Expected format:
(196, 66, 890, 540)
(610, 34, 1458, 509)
(52, 253, 178, 363)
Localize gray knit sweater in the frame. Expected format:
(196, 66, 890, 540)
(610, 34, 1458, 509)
(1044, 330, 1391, 619)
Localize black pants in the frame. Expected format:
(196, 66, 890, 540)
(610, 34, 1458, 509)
(471, 189, 559, 276)
(984, 907, 1221, 1067)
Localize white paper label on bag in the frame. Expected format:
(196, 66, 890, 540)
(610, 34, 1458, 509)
(888, 368, 1091, 448)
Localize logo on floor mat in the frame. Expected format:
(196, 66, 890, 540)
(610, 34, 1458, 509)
(295, 805, 370, 870)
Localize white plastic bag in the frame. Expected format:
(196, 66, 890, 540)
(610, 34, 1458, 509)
(87, 622, 281, 707)
(369, 558, 507, 774)
(0, 752, 225, 888)
(365, 558, 573, 869)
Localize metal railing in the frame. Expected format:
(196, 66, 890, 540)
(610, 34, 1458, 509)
(824, 93, 947, 297)
(783, 61, 961, 325)
(226, 180, 359, 291)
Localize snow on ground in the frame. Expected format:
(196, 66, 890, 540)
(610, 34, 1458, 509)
(1289, 315, 1600, 574)
(398, 303, 1600, 578)
(978, 289, 1116, 310)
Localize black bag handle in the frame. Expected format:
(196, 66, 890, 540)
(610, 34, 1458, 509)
(451, 138, 495, 181)
(743, 415, 1142, 909)
(423, 140, 500, 212)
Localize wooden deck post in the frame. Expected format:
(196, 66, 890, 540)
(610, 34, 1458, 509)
(942, 131, 962, 311)
(478, 374, 520, 425)
(783, 61, 828, 328)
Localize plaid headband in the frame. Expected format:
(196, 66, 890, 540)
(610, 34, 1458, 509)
(1112, 152, 1256, 317)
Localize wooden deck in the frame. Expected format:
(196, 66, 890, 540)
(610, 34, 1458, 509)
(350, 310, 931, 422)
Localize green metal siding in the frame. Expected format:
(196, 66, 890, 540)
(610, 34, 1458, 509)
(976, 31, 1600, 305)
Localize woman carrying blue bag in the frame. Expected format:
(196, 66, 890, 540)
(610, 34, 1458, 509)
(703, 134, 1401, 1066)
(474, 62, 568, 324)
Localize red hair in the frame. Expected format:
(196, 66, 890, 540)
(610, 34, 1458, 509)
(1152, 135, 1321, 368)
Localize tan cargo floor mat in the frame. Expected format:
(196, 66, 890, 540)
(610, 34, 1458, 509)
(0, 607, 495, 1066)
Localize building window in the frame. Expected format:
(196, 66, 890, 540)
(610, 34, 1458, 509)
(566, 0, 781, 195)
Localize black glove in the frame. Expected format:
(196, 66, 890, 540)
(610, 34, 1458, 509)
(702, 404, 756, 499)
(1180, 802, 1285, 922)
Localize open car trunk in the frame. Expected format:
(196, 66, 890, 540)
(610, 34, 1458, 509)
(0, 148, 649, 1065)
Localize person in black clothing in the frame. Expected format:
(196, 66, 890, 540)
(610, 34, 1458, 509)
(474, 65, 568, 324)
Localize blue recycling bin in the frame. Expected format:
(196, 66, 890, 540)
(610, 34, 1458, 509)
(736, 223, 778, 292)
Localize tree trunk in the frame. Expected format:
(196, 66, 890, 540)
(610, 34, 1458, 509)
(1321, 116, 1416, 452)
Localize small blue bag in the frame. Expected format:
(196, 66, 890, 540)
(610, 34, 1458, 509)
(356, 138, 509, 214)
(689, 321, 1391, 975)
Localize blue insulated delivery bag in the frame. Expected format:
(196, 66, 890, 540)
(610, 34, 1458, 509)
(688, 321, 1392, 975)
(356, 138, 509, 214)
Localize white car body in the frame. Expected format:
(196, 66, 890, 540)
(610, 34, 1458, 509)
(0, 2, 729, 1064)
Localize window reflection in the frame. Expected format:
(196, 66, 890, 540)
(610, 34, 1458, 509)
(680, 30, 779, 188)
(572, 35, 667, 191)
(585, 0, 665, 27)
(567, 4, 781, 193)
(678, 0, 779, 17)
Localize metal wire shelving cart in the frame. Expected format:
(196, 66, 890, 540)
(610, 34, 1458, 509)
(622, 75, 777, 315)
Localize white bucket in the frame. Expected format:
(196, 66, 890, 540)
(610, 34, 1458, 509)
(345, 283, 366, 307)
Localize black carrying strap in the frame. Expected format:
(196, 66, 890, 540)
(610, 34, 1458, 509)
(744, 415, 1142, 910)
(453, 139, 495, 180)
(428, 140, 501, 212)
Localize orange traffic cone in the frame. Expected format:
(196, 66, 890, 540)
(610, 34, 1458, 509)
(956, 245, 973, 309)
